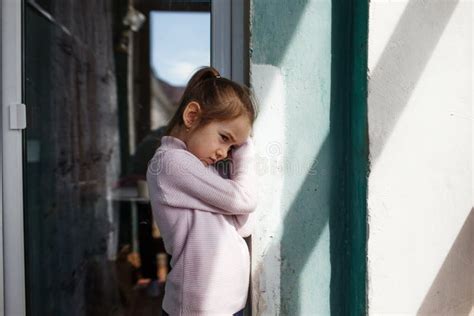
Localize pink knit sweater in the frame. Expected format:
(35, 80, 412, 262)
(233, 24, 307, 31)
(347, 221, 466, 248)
(146, 135, 258, 315)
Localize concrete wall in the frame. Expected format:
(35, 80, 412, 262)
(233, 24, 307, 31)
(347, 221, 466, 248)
(249, 1, 337, 314)
(367, 0, 473, 314)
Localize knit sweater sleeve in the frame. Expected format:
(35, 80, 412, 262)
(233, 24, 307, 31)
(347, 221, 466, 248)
(233, 212, 257, 237)
(150, 137, 258, 215)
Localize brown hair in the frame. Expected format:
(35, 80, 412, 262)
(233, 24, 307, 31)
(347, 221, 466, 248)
(164, 66, 258, 136)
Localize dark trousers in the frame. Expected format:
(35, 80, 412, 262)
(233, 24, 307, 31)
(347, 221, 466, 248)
(137, 203, 168, 279)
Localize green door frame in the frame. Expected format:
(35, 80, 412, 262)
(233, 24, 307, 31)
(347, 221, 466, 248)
(330, 0, 369, 314)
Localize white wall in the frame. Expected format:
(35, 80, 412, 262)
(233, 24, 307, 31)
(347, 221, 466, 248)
(367, 0, 473, 315)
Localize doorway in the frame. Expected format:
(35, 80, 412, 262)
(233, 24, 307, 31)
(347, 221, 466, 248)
(1, 0, 249, 315)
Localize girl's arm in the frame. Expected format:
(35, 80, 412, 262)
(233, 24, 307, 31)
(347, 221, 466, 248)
(148, 137, 258, 215)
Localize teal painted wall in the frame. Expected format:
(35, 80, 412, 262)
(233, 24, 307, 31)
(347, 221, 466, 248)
(251, 0, 333, 314)
(250, 0, 367, 314)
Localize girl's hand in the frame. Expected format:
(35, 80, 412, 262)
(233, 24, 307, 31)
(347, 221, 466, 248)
(227, 138, 248, 161)
(230, 136, 254, 161)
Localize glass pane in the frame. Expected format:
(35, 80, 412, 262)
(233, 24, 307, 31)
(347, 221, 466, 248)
(149, 10, 211, 129)
(24, 1, 211, 315)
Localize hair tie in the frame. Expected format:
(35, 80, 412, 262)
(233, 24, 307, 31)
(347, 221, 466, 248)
(215, 74, 221, 79)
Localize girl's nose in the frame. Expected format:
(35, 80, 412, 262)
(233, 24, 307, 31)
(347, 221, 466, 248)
(216, 148, 227, 160)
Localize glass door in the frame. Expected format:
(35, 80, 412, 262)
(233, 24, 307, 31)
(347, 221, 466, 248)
(23, 1, 212, 315)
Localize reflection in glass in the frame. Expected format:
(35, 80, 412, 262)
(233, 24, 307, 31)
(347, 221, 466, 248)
(24, 1, 210, 315)
(150, 10, 211, 129)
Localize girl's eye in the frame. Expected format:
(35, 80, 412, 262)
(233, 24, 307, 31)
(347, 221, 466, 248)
(221, 134, 229, 142)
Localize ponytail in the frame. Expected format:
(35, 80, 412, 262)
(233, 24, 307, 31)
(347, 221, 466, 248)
(164, 66, 257, 136)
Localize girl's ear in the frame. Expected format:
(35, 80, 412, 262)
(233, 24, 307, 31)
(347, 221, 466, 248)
(183, 101, 202, 128)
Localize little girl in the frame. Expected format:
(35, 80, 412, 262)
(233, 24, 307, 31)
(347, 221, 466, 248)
(146, 66, 258, 315)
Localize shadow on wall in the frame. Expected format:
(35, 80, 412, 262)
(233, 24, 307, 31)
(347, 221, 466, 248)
(279, 139, 336, 315)
(252, 1, 335, 315)
(417, 208, 474, 316)
(252, 0, 367, 314)
(250, 2, 321, 315)
(251, 0, 310, 66)
(368, 0, 465, 314)
(252, 0, 463, 314)
(368, 0, 459, 163)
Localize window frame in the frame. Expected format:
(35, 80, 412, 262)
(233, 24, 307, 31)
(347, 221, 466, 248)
(1, 0, 27, 315)
(211, 0, 249, 86)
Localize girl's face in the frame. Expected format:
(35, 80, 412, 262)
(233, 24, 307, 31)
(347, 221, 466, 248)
(186, 115, 252, 167)
(176, 101, 252, 166)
